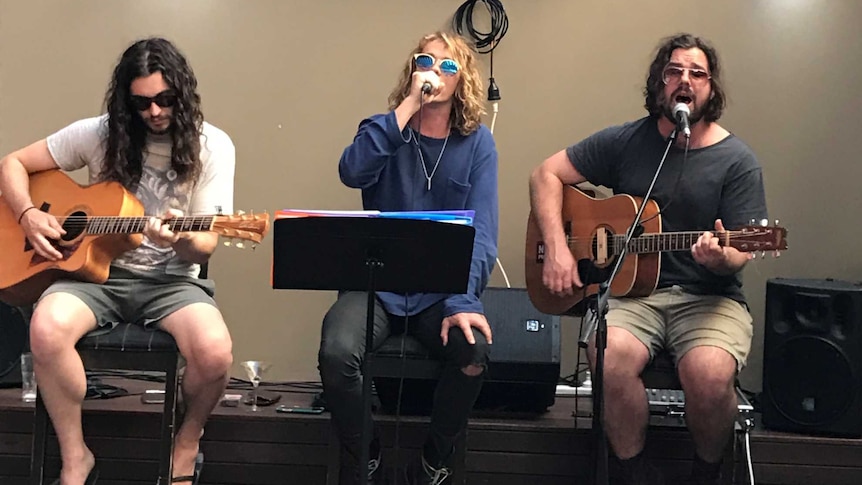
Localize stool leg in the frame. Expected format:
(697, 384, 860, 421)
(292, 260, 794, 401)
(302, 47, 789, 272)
(157, 359, 180, 484)
(30, 391, 49, 485)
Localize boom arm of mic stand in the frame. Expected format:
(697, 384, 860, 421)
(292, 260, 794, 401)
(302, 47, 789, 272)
(590, 127, 678, 485)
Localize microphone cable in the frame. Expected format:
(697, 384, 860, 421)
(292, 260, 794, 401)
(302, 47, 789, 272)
(637, 133, 690, 227)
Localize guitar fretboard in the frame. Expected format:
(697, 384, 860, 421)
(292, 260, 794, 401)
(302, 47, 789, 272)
(612, 231, 725, 254)
(62, 216, 215, 235)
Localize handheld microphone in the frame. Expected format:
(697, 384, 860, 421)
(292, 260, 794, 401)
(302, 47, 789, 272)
(422, 82, 432, 94)
(673, 103, 691, 138)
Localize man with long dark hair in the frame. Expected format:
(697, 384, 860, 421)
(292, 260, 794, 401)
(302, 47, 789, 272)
(529, 33, 768, 485)
(318, 31, 498, 485)
(0, 37, 235, 484)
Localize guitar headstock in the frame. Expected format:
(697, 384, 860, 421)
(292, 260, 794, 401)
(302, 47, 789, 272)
(212, 211, 271, 249)
(727, 219, 788, 257)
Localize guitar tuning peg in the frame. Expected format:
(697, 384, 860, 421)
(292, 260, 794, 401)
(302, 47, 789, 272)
(760, 218, 768, 227)
(251, 243, 258, 251)
(774, 218, 780, 226)
(237, 210, 246, 216)
(236, 241, 245, 249)
(774, 250, 781, 258)
(760, 251, 766, 259)
(749, 218, 756, 225)
(223, 240, 231, 247)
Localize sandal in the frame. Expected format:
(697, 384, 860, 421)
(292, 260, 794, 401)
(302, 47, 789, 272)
(51, 463, 99, 485)
(170, 452, 204, 484)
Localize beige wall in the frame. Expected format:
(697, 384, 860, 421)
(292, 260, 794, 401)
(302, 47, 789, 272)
(2, 0, 860, 392)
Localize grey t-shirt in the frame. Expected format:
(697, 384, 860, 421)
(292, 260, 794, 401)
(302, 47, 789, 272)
(566, 116, 768, 303)
(46, 115, 236, 278)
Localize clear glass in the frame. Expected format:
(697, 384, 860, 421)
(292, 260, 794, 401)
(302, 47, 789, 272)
(20, 352, 36, 402)
(241, 360, 271, 412)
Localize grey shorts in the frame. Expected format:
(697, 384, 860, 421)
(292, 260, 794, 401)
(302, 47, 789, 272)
(39, 266, 217, 333)
(606, 285, 754, 371)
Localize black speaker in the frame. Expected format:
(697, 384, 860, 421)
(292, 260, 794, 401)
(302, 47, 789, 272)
(761, 278, 862, 437)
(374, 287, 561, 414)
(0, 302, 28, 387)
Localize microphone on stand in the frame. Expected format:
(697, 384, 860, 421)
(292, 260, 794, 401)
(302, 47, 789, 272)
(673, 103, 691, 138)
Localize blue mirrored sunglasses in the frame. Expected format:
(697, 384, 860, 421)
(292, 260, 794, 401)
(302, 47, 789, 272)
(413, 53, 459, 76)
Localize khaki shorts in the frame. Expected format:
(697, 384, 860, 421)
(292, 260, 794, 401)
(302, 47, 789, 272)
(606, 285, 753, 371)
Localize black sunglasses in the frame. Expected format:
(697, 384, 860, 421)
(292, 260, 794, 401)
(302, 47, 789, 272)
(129, 91, 177, 111)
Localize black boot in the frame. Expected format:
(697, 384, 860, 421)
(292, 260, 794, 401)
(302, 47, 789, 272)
(617, 450, 665, 485)
(686, 454, 721, 485)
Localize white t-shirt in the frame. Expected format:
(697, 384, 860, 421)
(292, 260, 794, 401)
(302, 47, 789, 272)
(46, 114, 235, 278)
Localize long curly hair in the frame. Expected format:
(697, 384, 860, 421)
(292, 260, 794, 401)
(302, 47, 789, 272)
(643, 33, 726, 123)
(388, 32, 486, 136)
(101, 37, 203, 188)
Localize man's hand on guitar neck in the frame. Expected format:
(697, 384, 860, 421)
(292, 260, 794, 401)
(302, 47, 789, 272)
(692, 219, 752, 275)
(542, 242, 584, 297)
(20, 208, 66, 261)
(145, 209, 184, 248)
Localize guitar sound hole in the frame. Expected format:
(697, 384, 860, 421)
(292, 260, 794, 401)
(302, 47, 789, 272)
(61, 211, 87, 241)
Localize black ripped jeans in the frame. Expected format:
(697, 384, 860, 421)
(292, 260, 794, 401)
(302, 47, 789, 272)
(318, 291, 489, 466)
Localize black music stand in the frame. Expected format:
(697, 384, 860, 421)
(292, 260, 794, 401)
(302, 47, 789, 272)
(272, 216, 475, 485)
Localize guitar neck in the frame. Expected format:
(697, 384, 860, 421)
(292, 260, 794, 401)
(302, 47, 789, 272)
(78, 216, 215, 235)
(614, 231, 727, 254)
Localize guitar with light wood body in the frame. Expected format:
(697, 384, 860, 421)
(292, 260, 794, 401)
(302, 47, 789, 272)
(525, 186, 787, 316)
(0, 169, 269, 306)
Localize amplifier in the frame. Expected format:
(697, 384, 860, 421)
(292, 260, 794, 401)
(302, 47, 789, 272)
(647, 386, 753, 428)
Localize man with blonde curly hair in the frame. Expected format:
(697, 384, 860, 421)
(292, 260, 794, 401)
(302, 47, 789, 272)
(318, 31, 499, 485)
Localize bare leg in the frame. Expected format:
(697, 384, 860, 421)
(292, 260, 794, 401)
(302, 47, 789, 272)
(588, 327, 651, 459)
(29, 293, 99, 485)
(159, 303, 233, 479)
(678, 346, 738, 462)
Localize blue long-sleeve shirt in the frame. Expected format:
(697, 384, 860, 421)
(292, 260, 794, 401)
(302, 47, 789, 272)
(338, 111, 499, 317)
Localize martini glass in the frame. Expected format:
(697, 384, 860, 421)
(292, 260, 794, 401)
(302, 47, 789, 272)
(241, 360, 271, 412)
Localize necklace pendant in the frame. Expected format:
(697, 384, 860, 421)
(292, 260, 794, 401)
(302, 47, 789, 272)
(427, 178, 432, 191)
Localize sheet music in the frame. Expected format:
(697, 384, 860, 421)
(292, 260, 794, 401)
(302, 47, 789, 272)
(276, 209, 475, 226)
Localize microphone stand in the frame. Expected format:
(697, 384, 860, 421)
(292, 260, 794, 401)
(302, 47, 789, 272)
(590, 127, 681, 485)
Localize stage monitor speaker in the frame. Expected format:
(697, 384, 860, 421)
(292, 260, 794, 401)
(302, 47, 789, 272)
(374, 287, 561, 414)
(761, 278, 862, 437)
(0, 302, 28, 387)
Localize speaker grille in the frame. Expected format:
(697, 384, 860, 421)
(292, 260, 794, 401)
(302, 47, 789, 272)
(765, 335, 855, 426)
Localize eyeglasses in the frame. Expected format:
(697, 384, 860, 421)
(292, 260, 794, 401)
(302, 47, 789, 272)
(129, 91, 177, 111)
(413, 53, 460, 76)
(662, 65, 711, 85)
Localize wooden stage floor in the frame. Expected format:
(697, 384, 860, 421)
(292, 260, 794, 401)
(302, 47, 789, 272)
(1, 376, 861, 484)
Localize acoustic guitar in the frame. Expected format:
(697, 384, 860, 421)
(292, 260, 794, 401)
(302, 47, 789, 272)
(0, 169, 270, 307)
(525, 186, 787, 316)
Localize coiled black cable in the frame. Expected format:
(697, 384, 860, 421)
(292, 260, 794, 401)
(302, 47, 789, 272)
(452, 0, 508, 54)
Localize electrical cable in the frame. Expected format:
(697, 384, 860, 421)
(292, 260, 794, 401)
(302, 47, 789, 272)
(453, 0, 509, 288)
